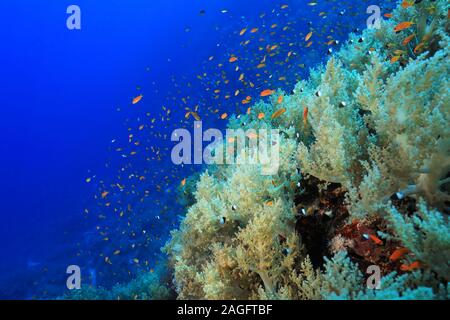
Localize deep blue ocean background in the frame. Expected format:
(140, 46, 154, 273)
(0, 0, 396, 299)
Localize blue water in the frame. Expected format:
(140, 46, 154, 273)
(0, 0, 396, 299)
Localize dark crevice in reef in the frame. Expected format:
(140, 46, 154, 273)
(296, 214, 330, 268)
(292, 176, 424, 276)
(389, 195, 418, 217)
(294, 176, 349, 268)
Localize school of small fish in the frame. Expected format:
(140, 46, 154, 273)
(74, 0, 414, 288)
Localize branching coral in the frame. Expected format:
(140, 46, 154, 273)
(321, 251, 448, 300)
(350, 36, 450, 217)
(298, 58, 370, 187)
(234, 203, 299, 299)
(164, 135, 302, 299)
(386, 198, 450, 280)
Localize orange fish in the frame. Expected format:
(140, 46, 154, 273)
(277, 95, 284, 104)
(229, 56, 238, 63)
(306, 41, 313, 48)
(303, 107, 308, 125)
(390, 55, 401, 64)
(402, 33, 415, 46)
(132, 95, 143, 105)
(257, 112, 265, 120)
(384, 13, 393, 18)
(305, 31, 313, 41)
(369, 234, 383, 245)
(389, 247, 409, 261)
(221, 113, 228, 119)
(401, 0, 413, 9)
(239, 28, 247, 36)
(101, 191, 109, 199)
(271, 108, 286, 119)
(180, 178, 186, 187)
(414, 42, 425, 53)
(260, 89, 274, 97)
(394, 21, 414, 32)
(256, 63, 266, 69)
(400, 261, 422, 272)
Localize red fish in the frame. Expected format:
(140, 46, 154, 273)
(369, 234, 383, 245)
(303, 107, 308, 125)
(389, 247, 409, 261)
(400, 261, 422, 271)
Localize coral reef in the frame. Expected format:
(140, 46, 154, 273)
(164, 0, 450, 300)
(64, 262, 175, 300)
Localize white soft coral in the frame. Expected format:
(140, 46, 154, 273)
(399, 138, 450, 209)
